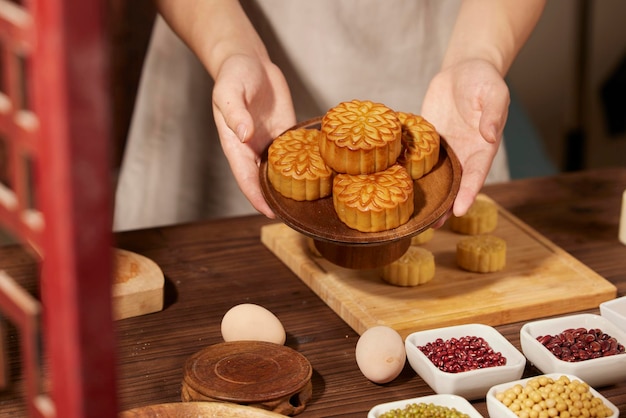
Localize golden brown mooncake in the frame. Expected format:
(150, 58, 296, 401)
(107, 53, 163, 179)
(379, 246, 435, 287)
(410, 227, 435, 245)
(268, 128, 334, 201)
(397, 112, 440, 180)
(320, 99, 402, 175)
(456, 234, 506, 273)
(333, 164, 414, 232)
(449, 194, 498, 235)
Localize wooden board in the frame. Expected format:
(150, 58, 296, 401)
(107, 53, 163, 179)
(112, 248, 164, 320)
(261, 197, 617, 339)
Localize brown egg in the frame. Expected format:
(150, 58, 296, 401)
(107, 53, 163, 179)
(355, 325, 406, 384)
(221, 303, 286, 345)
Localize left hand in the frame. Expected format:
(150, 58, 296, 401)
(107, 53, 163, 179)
(421, 58, 510, 226)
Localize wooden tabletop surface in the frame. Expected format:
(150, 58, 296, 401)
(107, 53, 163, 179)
(1, 167, 625, 417)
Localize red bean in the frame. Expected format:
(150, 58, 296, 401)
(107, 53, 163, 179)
(417, 336, 507, 373)
(536, 327, 625, 362)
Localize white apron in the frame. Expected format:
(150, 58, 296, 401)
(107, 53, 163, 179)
(113, 0, 509, 231)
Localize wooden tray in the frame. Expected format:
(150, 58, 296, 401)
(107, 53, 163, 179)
(261, 196, 617, 339)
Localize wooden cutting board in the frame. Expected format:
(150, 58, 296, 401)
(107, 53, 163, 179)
(261, 197, 617, 339)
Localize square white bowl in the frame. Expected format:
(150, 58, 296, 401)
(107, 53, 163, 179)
(368, 394, 484, 418)
(520, 313, 626, 387)
(405, 323, 526, 400)
(486, 373, 619, 418)
(600, 296, 626, 333)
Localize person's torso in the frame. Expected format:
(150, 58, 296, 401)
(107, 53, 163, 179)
(242, 0, 461, 119)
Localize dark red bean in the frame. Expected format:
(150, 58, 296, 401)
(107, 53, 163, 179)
(417, 335, 507, 373)
(536, 327, 626, 362)
(543, 338, 551, 345)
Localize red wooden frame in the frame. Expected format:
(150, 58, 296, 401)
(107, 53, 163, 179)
(0, 0, 118, 416)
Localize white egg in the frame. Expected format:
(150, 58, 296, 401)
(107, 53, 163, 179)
(221, 303, 286, 345)
(355, 325, 406, 384)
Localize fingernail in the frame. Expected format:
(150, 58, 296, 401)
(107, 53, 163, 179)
(236, 124, 248, 142)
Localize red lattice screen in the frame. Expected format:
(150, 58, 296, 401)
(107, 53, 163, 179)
(0, 1, 118, 417)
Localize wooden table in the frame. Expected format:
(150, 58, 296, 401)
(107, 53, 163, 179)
(1, 167, 625, 416)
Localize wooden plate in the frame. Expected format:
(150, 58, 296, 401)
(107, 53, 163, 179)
(119, 401, 287, 417)
(259, 117, 462, 245)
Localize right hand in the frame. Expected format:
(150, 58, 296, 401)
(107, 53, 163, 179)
(211, 53, 296, 218)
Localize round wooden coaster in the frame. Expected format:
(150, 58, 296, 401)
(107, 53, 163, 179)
(259, 117, 461, 269)
(181, 341, 312, 416)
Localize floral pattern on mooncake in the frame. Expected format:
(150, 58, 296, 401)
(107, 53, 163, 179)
(320, 100, 402, 175)
(333, 164, 414, 232)
(397, 111, 440, 180)
(268, 128, 334, 201)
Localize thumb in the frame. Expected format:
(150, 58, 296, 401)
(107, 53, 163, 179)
(225, 106, 255, 143)
(212, 81, 255, 143)
(478, 86, 510, 145)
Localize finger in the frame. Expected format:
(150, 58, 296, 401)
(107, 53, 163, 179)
(213, 80, 256, 143)
(452, 151, 494, 217)
(431, 207, 452, 229)
(478, 84, 510, 144)
(453, 179, 481, 217)
(214, 110, 276, 218)
(234, 157, 276, 218)
(218, 103, 255, 143)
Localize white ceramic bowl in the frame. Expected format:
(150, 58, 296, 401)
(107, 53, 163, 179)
(486, 373, 619, 418)
(405, 323, 526, 400)
(367, 394, 484, 418)
(600, 296, 626, 333)
(520, 313, 626, 387)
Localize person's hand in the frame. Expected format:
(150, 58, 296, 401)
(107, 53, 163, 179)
(420, 58, 510, 227)
(212, 53, 296, 218)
